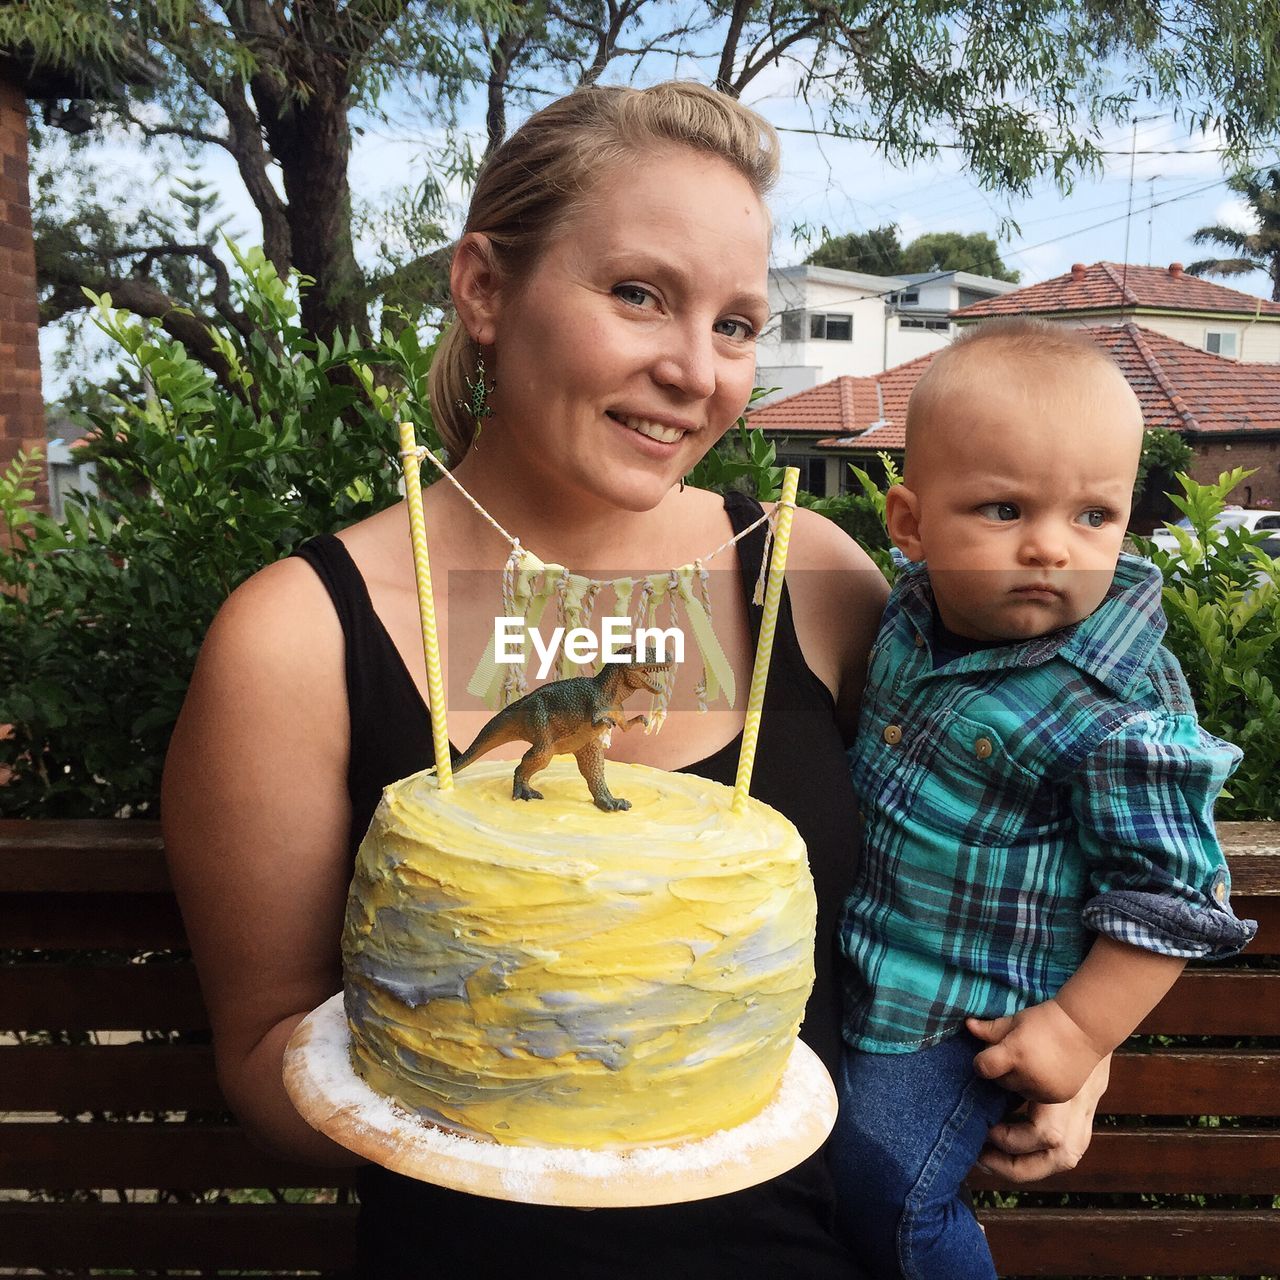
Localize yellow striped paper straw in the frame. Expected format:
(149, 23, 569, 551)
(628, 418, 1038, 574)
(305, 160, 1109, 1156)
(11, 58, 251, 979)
(732, 466, 800, 814)
(398, 422, 453, 790)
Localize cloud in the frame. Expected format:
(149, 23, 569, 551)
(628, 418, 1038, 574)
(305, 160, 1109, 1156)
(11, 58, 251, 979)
(1210, 197, 1260, 234)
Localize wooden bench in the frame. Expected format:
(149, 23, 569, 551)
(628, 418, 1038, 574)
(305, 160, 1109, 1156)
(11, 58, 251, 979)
(2, 819, 1276, 1276)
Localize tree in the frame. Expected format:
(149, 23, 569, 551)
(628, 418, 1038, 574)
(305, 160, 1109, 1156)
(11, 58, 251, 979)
(805, 225, 904, 274)
(8, 0, 1280, 365)
(1187, 168, 1280, 301)
(805, 226, 1018, 281)
(899, 231, 1019, 282)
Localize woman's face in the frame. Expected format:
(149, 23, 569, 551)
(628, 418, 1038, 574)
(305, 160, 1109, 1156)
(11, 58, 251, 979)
(483, 145, 771, 513)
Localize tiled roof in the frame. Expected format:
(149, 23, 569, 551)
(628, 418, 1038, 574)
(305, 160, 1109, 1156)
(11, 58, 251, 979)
(953, 262, 1280, 319)
(749, 323, 1280, 452)
(1093, 323, 1280, 435)
(746, 376, 882, 434)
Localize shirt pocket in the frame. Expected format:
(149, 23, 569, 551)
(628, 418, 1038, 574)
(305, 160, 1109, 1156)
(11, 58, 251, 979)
(918, 711, 1041, 847)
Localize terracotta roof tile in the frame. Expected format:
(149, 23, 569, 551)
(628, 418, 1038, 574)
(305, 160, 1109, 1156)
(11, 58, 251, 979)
(953, 261, 1280, 319)
(746, 376, 880, 433)
(749, 323, 1280, 452)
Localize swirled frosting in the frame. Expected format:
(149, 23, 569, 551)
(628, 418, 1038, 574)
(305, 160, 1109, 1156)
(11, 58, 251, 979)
(342, 759, 816, 1149)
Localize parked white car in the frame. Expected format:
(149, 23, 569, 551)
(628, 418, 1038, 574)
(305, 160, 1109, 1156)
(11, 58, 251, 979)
(1148, 507, 1280, 557)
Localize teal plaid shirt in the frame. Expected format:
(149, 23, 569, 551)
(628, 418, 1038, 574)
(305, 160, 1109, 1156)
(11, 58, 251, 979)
(840, 554, 1255, 1054)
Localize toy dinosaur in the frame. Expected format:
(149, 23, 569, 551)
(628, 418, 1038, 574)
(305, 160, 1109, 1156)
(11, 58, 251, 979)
(453, 648, 675, 811)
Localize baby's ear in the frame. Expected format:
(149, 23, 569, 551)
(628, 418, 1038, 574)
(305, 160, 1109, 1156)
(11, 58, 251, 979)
(885, 485, 926, 562)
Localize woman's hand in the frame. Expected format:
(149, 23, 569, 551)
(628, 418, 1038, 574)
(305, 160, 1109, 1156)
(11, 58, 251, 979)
(974, 1053, 1111, 1183)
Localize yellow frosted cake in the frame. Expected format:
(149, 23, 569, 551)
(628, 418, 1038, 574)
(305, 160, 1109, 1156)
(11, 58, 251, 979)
(341, 757, 816, 1150)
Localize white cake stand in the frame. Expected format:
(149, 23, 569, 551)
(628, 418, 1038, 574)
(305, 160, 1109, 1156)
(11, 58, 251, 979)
(283, 993, 837, 1208)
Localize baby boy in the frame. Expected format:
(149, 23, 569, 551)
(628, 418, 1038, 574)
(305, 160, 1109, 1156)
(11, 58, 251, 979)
(830, 318, 1255, 1280)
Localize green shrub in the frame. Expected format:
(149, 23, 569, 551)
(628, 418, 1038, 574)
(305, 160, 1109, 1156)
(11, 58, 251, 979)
(1134, 467, 1280, 820)
(0, 246, 408, 818)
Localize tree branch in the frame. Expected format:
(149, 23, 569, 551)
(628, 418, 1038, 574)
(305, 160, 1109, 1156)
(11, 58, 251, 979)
(339, 0, 415, 56)
(156, 23, 293, 272)
(731, 17, 826, 95)
(715, 0, 755, 94)
(123, 110, 228, 150)
(41, 274, 235, 389)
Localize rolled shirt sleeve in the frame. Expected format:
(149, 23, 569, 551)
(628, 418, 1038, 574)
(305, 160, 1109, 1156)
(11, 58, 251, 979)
(1069, 712, 1256, 959)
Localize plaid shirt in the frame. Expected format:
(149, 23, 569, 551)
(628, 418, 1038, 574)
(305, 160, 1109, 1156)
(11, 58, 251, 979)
(840, 554, 1255, 1053)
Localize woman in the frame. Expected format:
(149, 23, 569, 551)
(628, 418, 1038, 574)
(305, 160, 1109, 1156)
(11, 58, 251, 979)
(163, 82, 1107, 1277)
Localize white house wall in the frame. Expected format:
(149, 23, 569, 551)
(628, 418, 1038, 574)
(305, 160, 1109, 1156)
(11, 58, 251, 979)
(1046, 314, 1280, 363)
(884, 316, 953, 367)
(760, 277, 890, 381)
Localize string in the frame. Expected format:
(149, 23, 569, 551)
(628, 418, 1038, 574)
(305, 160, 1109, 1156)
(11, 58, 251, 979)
(402, 441, 792, 575)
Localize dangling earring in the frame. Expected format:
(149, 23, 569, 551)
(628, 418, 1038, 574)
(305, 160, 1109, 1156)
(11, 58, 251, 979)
(458, 355, 495, 445)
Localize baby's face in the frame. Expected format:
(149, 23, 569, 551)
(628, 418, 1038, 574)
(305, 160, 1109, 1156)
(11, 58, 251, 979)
(906, 359, 1142, 643)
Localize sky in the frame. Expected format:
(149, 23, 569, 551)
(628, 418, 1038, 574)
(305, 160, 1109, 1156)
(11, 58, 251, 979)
(39, 53, 1280, 401)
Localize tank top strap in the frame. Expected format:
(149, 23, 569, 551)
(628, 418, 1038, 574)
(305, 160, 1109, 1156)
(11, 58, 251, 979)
(291, 534, 436, 851)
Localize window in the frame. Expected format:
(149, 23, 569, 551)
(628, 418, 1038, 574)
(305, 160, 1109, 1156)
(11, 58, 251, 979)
(888, 290, 920, 305)
(809, 312, 853, 341)
(776, 453, 829, 496)
(956, 287, 990, 308)
(780, 311, 803, 342)
(899, 317, 950, 331)
(1205, 330, 1239, 357)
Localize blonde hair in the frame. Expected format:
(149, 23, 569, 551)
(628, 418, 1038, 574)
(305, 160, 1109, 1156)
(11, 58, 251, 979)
(429, 81, 780, 460)
(904, 318, 1123, 473)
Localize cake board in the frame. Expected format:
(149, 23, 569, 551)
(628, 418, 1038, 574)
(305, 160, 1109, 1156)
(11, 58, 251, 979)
(284, 993, 837, 1209)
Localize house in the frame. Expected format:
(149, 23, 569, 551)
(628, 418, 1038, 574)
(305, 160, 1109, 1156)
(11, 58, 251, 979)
(749, 323, 1280, 512)
(953, 262, 1280, 363)
(754, 264, 1017, 402)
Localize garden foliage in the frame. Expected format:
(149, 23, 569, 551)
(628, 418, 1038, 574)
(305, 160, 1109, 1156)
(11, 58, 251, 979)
(0, 247, 409, 817)
(1134, 468, 1280, 820)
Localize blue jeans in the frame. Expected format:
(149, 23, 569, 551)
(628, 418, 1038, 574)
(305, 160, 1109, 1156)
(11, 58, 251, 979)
(829, 1032, 1015, 1280)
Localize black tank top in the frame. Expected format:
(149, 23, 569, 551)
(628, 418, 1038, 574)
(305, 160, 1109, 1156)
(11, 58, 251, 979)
(294, 492, 864, 1279)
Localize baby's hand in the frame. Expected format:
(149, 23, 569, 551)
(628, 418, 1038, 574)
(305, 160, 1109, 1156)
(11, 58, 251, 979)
(966, 1000, 1105, 1103)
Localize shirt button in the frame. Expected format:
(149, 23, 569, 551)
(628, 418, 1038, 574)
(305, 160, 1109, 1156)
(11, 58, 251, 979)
(1214, 881, 1226, 903)
(974, 736, 994, 760)
(914, 632, 925, 648)
(883, 724, 903, 745)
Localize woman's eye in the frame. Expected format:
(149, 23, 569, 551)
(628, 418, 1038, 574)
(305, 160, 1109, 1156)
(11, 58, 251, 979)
(714, 316, 756, 341)
(1077, 508, 1109, 528)
(977, 503, 1020, 522)
(613, 284, 657, 309)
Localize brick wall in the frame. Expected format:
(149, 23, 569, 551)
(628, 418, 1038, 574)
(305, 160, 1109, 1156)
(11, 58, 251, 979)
(0, 69, 46, 511)
(1192, 437, 1280, 508)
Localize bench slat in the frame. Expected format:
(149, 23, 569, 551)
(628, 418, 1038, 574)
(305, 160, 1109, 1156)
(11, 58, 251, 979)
(0, 820, 167, 891)
(970, 1127, 1280, 1193)
(1237, 894, 1280, 952)
(0, 962, 209, 1030)
(981, 1207, 1280, 1276)
(0, 1200, 357, 1269)
(1102, 1048, 1280, 1115)
(0, 1122, 359, 1191)
(0, 892, 188, 948)
(0, 1044, 224, 1110)
(1138, 970, 1280, 1034)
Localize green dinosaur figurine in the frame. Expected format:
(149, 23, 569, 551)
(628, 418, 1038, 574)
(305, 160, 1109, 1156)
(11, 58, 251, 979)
(453, 648, 675, 811)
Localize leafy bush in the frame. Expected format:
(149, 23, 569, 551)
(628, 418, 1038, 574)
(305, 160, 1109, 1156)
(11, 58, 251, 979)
(0, 246, 408, 818)
(1134, 468, 1280, 820)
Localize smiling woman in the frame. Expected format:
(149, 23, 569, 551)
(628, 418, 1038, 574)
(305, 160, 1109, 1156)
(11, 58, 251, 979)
(160, 81, 1104, 1280)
